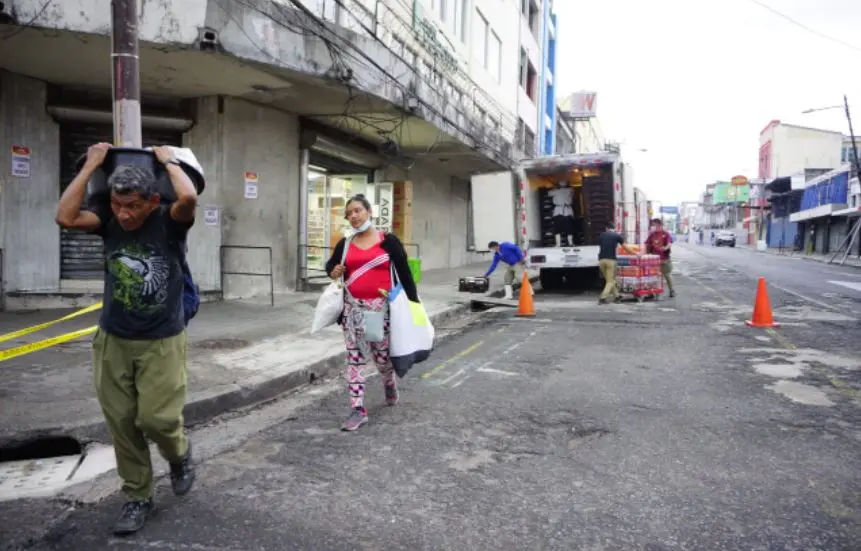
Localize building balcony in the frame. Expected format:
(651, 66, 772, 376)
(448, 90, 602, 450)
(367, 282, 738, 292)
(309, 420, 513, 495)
(0, 0, 516, 174)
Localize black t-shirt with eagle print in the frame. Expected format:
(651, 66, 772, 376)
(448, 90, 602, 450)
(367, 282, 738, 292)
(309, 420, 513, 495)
(89, 204, 191, 339)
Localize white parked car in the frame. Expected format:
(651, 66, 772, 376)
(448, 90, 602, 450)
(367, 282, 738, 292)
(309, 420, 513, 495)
(715, 230, 736, 247)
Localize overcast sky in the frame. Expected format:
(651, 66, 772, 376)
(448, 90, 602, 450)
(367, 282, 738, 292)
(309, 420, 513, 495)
(553, 0, 860, 205)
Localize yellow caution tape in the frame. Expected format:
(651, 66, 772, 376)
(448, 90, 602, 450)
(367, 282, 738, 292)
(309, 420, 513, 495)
(0, 302, 102, 344)
(0, 325, 98, 362)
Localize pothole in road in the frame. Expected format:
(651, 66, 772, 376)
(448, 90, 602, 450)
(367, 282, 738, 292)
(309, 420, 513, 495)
(0, 436, 82, 462)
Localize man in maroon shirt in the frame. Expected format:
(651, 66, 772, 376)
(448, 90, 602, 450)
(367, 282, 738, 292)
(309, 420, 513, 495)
(646, 218, 675, 297)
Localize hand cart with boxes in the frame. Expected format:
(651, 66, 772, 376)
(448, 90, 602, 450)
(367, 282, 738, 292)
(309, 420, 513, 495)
(615, 254, 663, 302)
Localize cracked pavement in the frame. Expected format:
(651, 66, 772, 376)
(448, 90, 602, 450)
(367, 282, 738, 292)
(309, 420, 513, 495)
(5, 245, 861, 550)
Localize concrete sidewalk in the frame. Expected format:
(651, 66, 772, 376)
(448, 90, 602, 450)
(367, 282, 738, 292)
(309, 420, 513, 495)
(757, 246, 861, 268)
(0, 262, 533, 448)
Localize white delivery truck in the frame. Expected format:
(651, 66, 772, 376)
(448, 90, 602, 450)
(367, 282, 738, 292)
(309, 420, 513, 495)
(470, 152, 647, 290)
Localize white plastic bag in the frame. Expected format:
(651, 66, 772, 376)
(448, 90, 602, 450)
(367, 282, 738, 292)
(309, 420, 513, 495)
(310, 237, 351, 333)
(388, 283, 434, 378)
(311, 280, 345, 333)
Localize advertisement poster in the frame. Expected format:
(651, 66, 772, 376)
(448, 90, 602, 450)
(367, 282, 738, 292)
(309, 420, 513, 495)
(244, 171, 258, 199)
(11, 146, 31, 178)
(713, 181, 750, 204)
(203, 205, 220, 227)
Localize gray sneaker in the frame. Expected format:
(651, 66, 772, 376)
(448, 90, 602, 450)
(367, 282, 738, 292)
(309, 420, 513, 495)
(385, 384, 399, 406)
(341, 408, 368, 431)
(113, 499, 153, 536)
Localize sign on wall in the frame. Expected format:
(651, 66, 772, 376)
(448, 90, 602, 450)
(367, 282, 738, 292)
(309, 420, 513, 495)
(375, 182, 394, 233)
(569, 91, 598, 119)
(203, 205, 220, 227)
(11, 145, 30, 178)
(244, 171, 258, 199)
(713, 181, 750, 204)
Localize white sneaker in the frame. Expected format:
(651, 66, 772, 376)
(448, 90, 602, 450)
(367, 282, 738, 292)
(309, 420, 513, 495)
(504, 285, 514, 300)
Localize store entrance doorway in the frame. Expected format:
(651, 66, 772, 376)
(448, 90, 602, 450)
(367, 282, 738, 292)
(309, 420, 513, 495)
(305, 167, 375, 280)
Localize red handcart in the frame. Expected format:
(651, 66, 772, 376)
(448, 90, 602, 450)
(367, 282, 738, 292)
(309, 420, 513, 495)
(615, 254, 664, 302)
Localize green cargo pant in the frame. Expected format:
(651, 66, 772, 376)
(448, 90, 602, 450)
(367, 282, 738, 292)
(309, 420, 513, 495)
(93, 329, 189, 500)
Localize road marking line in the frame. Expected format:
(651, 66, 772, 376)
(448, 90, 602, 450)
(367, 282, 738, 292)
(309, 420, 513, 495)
(452, 376, 470, 388)
(687, 275, 732, 304)
(769, 283, 839, 312)
(440, 368, 466, 386)
(766, 327, 796, 351)
(420, 341, 484, 379)
(477, 367, 518, 376)
(828, 280, 861, 293)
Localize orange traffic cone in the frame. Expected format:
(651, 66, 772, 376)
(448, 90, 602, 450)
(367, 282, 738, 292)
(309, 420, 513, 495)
(516, 272, 536, 317)
(745, 277, 781, 328)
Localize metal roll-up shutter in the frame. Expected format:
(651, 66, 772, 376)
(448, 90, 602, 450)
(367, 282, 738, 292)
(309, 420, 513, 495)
(59, 123, 183, 280)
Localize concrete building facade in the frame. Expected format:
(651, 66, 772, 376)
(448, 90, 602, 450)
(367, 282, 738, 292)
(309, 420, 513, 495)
(759, 120, 844, 180)
(0, 0, 525, 309)
(515, 0, 545, 155)
(757, 120, 847, 254)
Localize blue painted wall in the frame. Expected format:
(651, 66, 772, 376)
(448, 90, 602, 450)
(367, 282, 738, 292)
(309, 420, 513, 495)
(537, 5, 557, 156)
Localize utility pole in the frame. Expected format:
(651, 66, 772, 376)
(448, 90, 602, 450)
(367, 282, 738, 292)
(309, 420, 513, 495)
(111, 0, 142, 148)
(846, 95, 861, 181)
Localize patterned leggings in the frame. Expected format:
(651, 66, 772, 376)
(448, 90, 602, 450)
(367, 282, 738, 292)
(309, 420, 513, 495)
(342, 297, 395, 409)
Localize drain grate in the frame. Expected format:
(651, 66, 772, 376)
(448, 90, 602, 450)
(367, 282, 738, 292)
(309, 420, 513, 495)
(0, 437, 84, 501)
(0, 455, 82, 500)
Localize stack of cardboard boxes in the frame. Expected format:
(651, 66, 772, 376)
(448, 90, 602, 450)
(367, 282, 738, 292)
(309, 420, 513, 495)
(392, 181, 413, 245)
(392, 181, 422, 283)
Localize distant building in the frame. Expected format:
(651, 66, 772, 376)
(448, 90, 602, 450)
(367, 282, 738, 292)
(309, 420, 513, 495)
(759, 121, 844, 180)
(843, 136, 859, 165)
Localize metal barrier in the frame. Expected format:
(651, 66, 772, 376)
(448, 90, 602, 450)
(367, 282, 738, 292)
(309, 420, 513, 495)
(298, 244, 334, 292)
(219, 245, 274, 307)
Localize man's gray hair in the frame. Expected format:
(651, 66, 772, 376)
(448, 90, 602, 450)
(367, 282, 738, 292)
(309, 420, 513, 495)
(108, 165, 157, 198)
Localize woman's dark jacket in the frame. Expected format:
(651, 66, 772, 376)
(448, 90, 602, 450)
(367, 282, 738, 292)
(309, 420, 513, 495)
(325, 233, 420, 303)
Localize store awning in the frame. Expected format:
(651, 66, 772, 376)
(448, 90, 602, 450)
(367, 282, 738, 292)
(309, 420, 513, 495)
(832, 206, 861, 218)
(789, 203, 848, 222)
(765, 176, 791, 193)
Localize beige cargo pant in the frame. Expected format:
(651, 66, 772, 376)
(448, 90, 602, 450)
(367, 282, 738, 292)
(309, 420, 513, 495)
(662, 260, 674, 293)
(93, 329, 189, 501)
(599, 259, 618, 300)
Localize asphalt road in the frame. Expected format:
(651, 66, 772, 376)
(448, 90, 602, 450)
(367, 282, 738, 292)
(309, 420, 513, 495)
(9, 246, 861, 550)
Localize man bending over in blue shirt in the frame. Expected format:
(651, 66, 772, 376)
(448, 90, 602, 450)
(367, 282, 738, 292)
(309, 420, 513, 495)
(485, 241, 526, 299)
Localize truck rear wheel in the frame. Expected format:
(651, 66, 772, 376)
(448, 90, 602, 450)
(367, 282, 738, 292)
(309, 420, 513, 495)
(539, 269, 564, 291)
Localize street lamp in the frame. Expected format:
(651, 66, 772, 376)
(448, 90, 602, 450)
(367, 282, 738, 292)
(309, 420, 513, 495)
(801, 105, 842, 114)
(801, 95, 860, 181)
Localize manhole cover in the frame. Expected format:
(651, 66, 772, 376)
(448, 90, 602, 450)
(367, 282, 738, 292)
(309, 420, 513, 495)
(194, 338, 250, 350)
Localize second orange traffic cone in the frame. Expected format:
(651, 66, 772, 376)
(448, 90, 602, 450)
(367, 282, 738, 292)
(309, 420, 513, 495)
(516, 272, 535, 317)
(745, 277, 780, 328)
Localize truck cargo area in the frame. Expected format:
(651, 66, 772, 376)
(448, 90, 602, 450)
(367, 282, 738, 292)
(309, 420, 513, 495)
(469, 152, 634, 293)
(528, 162, 615, 247)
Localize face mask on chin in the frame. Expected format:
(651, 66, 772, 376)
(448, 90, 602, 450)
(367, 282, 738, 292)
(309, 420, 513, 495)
(354, 219, 373, 234)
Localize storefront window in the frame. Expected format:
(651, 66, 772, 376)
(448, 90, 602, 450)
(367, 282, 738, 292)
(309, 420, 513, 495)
(305, 169, 372, 275)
